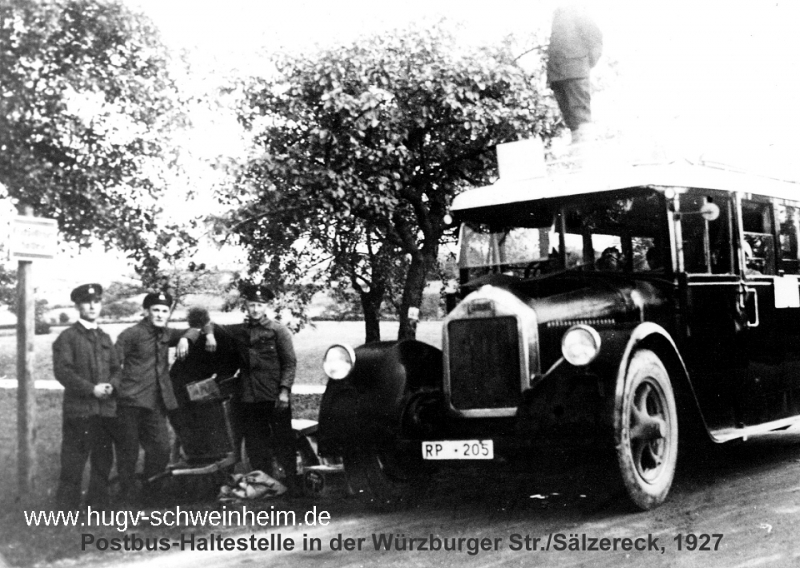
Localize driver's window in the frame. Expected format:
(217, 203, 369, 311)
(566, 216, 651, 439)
(679, 191, 732, 274)
(778, 204, 800, 274)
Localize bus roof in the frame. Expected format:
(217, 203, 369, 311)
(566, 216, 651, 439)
(451, 161, 800, 213)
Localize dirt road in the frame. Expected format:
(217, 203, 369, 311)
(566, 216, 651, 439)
(69, 427, 800, 568)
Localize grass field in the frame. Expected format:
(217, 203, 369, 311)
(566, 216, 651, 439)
(0, 319, 442, 567)
(0, 318, 443, 385)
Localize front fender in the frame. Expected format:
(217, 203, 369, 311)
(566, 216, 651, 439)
(612, 322, 713, 442)
(317, 340, 442, 456)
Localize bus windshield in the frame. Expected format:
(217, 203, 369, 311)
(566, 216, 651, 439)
(458, 189, 667, 280)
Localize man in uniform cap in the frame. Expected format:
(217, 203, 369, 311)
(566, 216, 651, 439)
(114, 290, 215, 504)
(53, 283, 120, 509)
(213, 284, 299, 493)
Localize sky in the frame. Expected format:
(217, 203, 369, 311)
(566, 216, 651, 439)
(124, 0, 800, 167)
(10, 0, 800, 302)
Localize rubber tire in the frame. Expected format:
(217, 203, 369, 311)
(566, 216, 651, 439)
(615, 349, 678, 510)
(343, 449, 423, 511)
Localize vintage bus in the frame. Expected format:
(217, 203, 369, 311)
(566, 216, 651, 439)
(317, 156, 800, 510)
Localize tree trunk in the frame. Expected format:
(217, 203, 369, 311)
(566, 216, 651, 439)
(360, 283, 385, 343)
(398, 250, 435, 340)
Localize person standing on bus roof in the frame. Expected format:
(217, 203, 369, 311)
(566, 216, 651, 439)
(547, 2, 603, 145)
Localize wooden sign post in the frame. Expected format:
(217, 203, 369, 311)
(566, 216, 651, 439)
(16, 229, 35, 495)
(11, 208, 57, 496)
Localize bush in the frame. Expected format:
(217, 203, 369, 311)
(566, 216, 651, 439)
(35, 299, 51, 335)
(35, 318, 51, 335)
(313, 286, 445, 321)
(420, 288, 443, 320)
(58, 312, 70, 324)
(314, 303, 364, 321)
(103, 300, 142, 320)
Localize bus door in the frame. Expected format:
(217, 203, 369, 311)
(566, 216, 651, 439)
(738, 197, 800, 424)
(677, 189, 742, 430)
(775, 203, 800, 417)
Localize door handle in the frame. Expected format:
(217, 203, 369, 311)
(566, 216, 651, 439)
(744, 286, 759, 328)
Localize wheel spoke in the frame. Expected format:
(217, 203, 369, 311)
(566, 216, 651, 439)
(630, 379, 670, 478)
(636, 382, 653, 410)
(630, 386, 666, 442)
(644, 441, 664, 466)
(650, 448, 663, 469)
(632, 438, 647, 472)
(631, 413, 666, 441)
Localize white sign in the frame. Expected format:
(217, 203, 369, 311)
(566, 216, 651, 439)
(774, 275, 800, 309)
(9, 216, 58, 261)
(496, 139, 546, 181)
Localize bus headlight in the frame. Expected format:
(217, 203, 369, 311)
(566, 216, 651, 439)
(323, 344, 356, 380)
(561, 325, 601, 366)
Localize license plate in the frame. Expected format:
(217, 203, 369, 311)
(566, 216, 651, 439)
(422, 440, 494, 460)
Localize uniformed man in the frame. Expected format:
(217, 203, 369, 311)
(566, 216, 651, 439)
(53, 283, 120, 509)
(114, 291, 214, 503)
(216, 285, 298, 493)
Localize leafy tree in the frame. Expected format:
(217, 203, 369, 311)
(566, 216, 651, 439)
(224, 208, 406, 340)
(228, 22, 558, 340)
(0, 264, 16, 309)
(103, 279, 147, 304)
(0, 0, 195, 281)
(34, 299, 50, 334)
(101, 300, 140, 320)
(149, 262, 238, 309)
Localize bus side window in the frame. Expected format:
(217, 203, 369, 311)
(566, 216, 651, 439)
(710, 197, 733, 274)
(679, 191, 732, 274)
(741, 199, 775, 276)
(679, 193, 709, 273)
(778, 205, 800, 274)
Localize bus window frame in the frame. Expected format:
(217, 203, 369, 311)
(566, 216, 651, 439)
(676, 188, 736, 276)
(738, 194, 778, 277)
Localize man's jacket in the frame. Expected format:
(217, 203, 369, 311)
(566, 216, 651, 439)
(547, 4, 603, 82)
(115, 318, 194, 412)
(219, 318, 296, 403)
(169, 323, 241, 409)
(53, 323, 120, 418)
